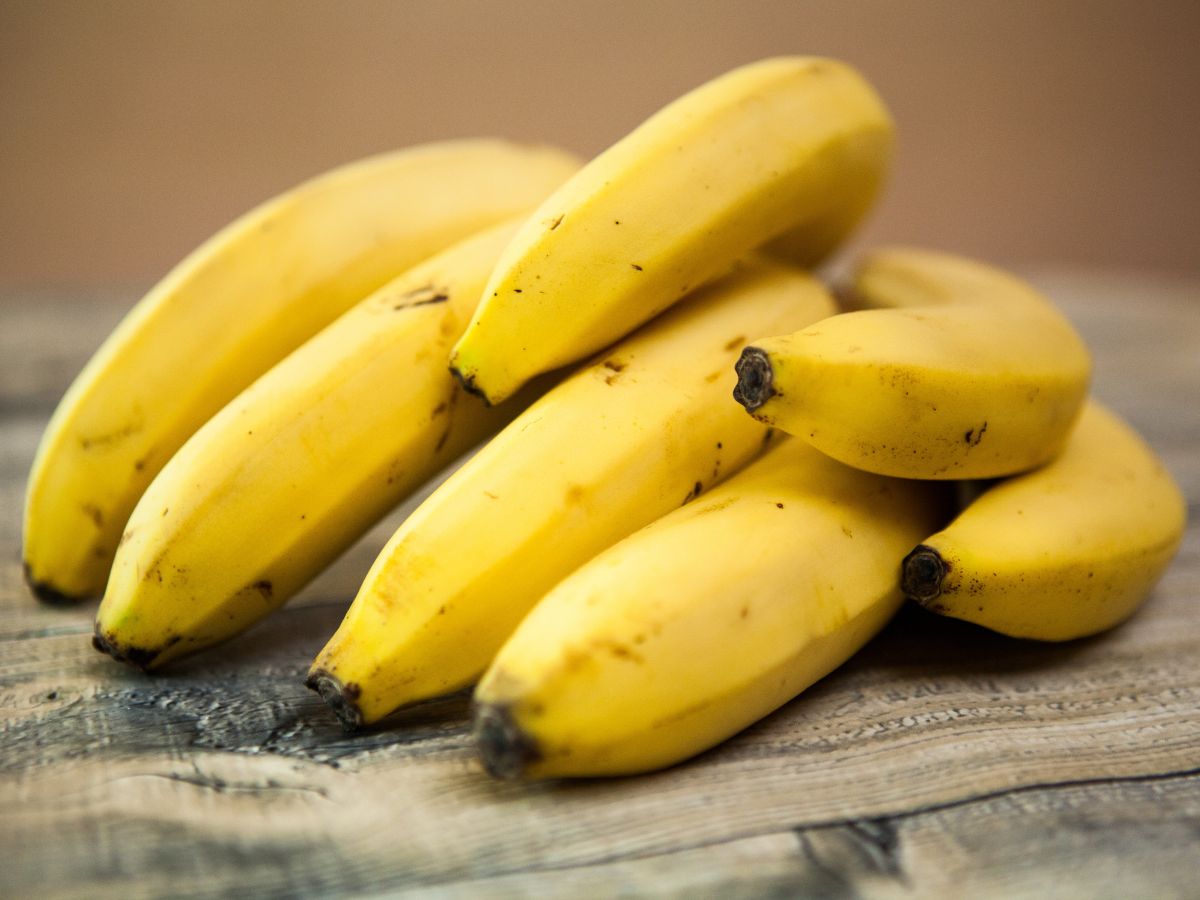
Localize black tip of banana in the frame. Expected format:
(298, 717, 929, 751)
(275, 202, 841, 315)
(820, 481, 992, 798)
(448, 364, 492, 407)
(732, 346, 775, 413)
(91, 625, 159, 671)
(305, 670, 365, 732)
(23, 562, 86, 606)
(902, 544, 947, 605)
(472, 702, 540, 780)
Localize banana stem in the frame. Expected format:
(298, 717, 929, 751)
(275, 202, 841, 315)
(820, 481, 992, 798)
(305, 671, 365, 731)
(732, 346, 775, 412)
(902, 544, 947, 605)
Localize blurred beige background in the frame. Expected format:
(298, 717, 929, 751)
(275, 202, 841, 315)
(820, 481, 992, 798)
(2, 0, 1198, 288)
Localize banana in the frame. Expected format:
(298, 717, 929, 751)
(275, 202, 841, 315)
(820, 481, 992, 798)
(902, 400, 1186, 640)
(733, 247, 1092, 479)
(24, 139, 580, 602)
(307, 258, 836, 728)
(472, 437, 948, 779)
(93, 221, 536, 670)
(449, 56, 893, 404)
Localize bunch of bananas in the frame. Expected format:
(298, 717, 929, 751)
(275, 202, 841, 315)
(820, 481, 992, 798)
(25, 57, 1185, 779)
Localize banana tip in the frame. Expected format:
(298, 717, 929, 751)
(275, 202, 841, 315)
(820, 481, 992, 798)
(91, 624, 161, 671)
(305, 670, 365, 732)
(732, 346, 775, 413)
(902, 544, 947, 605)
(447, 363, 493, 408)
(23, 562, 87, 606)
(472, 701, 541, 780)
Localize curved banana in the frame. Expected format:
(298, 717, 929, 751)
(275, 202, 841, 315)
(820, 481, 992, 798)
(307, 258, 836, 728)
(449, 56, 893, 404)
(902, 401, 1186, 640)
(733, 247, 1092, 479)
(93, 222, 533, 670)
(24, 139, 580, 602)
(472, 438, 948, 779)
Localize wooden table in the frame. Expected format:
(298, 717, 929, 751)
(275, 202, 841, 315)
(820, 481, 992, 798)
(2, 269, 1198, 898)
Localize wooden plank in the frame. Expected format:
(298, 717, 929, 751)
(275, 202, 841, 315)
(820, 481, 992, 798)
(1, 269, 1197, 897)
(402, 773, 1200, 899)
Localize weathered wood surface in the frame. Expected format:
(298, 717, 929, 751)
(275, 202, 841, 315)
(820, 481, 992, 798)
(1, 270, 1198, 899)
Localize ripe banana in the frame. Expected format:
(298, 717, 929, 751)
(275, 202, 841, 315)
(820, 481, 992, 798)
(24, 139, 580, 602)
(93, 221, 534, 670)
(733, 247, 1092, 479)
(449, 56, 893, 404)
(307, 258, 836, 728)
(472, 437, 949, 779)
(902, 400, 1186, 640)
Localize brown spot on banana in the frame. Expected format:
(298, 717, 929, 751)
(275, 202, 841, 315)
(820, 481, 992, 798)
(392, 284, 450, 310)
(433, 387, 460, 452)
(692, 497, 737, 516)
(78, 420, 143, 451)
(81, 503, 104, 528)
(595, 638, 644, 664)
(601, 359, 627, 385)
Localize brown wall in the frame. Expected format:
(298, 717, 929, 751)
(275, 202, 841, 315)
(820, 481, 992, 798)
(2, 0, 1198, 287)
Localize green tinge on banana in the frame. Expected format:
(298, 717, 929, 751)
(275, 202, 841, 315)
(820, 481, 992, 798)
(24, 139, 581, 603)
(473, 438, 950, 780)
(902, 400, 1186, 641)
(450, 56, 893, 405)
(93, 221, 538, 670)
(734, 247, 1092, 479)
(307, 257, 836, 728)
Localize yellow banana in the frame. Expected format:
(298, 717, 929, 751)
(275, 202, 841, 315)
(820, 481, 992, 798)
(902, 401, 1186, 640)
(308, 258, 836, 728)
(93, 222, 534, 670)
(472, 438, 948, 779)
(733, 247, 1092, 479)
(24, 139, 580, 602)
(449, 56, 893, 404)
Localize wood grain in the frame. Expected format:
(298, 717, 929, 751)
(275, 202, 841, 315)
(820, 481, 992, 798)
(1, 269, 1198, 898)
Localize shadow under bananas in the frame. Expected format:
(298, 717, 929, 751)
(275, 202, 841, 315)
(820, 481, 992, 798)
(683, 595, 1156, 774)
(857, 600, 1117, 677)
(18, 568, 1158, 781)
(4, 595, 473, 773)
